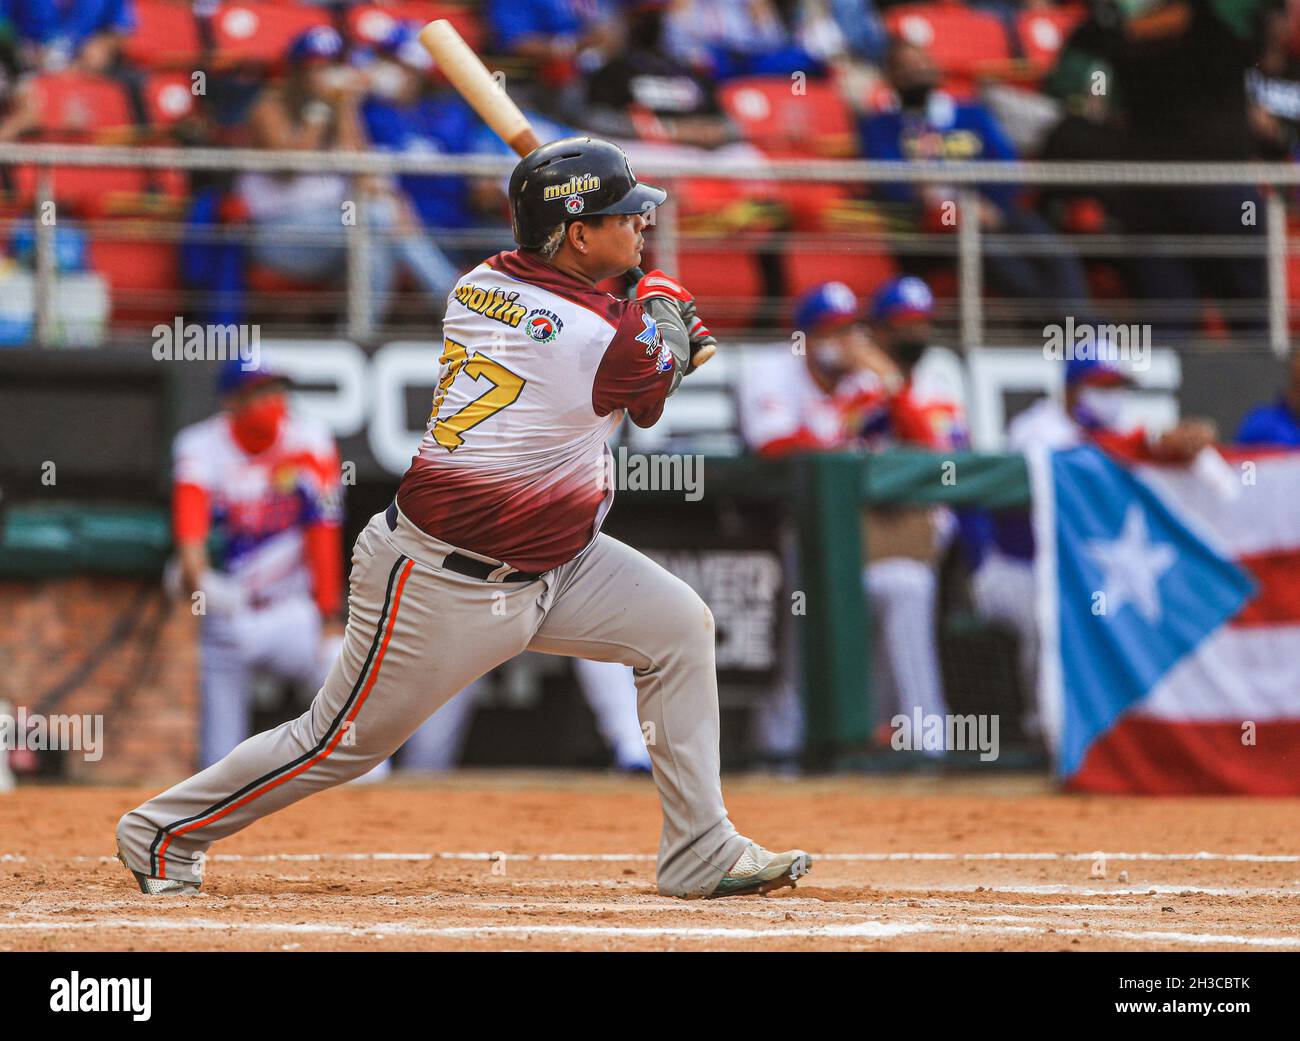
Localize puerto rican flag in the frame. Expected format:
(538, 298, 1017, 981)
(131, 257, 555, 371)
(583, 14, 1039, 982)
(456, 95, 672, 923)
(1031, 443, 1300, 794)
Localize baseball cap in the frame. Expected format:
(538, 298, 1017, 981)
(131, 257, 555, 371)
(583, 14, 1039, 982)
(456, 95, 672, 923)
(1065, 356, 1133, 388)
(287, 26, 344, 65)
(794, 281, 859, 334)
(869, 276, 934, 324)
(218, 358, 287, 398)
(373, 21, 434, 70)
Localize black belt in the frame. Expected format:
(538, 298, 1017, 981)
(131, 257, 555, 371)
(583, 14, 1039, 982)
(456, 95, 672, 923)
(385, 501, 541, 583)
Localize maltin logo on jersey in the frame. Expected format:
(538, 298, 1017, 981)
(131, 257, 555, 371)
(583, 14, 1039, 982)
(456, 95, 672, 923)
(525, 308, 563, 344)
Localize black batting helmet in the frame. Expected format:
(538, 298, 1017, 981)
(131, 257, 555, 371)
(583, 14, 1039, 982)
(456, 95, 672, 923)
(508, 137, 667, 249)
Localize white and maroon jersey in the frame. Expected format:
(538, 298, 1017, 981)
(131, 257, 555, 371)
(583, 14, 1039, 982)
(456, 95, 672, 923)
(173, 414, 342, 601)
(396, 249, 676, 573)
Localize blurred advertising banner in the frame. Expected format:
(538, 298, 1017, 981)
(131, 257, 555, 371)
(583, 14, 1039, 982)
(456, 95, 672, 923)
(1032, 444, 1300, 794)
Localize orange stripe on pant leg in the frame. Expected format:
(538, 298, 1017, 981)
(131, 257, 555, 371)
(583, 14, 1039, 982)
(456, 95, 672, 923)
(158, 559, 415, 878)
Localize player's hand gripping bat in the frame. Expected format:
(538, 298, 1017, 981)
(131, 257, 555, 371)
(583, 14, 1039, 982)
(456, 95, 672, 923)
(416, 19, 716, 371)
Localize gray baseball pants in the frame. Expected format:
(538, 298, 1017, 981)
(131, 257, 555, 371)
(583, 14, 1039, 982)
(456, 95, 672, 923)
(118, 503, 748, 897)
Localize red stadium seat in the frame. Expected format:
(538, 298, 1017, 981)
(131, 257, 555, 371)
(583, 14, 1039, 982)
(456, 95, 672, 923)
(87, 234, 181, 327)
(143, 72, 199, 126)
(777, 182, 856, 233)
(678, 246, 763, 331)
(1017, 7, 1087, 74)
(884, 4, 1011, 83)
(211, 3, 332, 66)
(12, 74, 188, 214)
(122, 1, 202, 71)
(1287, 221, 1300, 331)
(12, 165, 150, 217)
(783, 242, 898, 307)
(13, 74, 144, 215)
(346, 3, 485, 53)
(29, 72, 134, 136)
(718, 76, 856, 158)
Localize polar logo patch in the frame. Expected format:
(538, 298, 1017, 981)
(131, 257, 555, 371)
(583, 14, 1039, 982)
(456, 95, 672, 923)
(525, 309, 563, 344)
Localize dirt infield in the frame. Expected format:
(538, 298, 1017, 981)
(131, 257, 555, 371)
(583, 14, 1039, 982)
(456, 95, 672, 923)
(2, 773, 1299, 951)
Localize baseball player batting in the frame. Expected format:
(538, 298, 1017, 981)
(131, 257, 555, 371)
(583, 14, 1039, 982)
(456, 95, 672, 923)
(116, 137, 810, 899)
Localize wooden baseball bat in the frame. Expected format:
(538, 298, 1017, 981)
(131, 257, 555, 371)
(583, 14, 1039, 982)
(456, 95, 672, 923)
(416, 19, 714, 370)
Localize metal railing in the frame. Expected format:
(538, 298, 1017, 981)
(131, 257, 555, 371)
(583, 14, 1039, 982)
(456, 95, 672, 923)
(1, 143, 1294, 355)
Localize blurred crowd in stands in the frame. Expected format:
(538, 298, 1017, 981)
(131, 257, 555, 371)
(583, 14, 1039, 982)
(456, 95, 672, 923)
(0, 0, 1296, 339)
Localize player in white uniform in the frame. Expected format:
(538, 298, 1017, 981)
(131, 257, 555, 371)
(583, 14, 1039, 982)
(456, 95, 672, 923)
(117, 138, 809, 899)
(739, 278, 959, 741)
(172, 361, 349, 770)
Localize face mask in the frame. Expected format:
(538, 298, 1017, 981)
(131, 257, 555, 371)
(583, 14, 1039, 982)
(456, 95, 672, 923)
(369, 60, 406, 100)
(230, 395, 287, 455)
(810, 341, 850, 382)
(893, 337, 927, 368)
(1074, 387, 1128, 430)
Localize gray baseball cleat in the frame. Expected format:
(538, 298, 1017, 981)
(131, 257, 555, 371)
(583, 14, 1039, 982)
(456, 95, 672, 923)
(709, 841, 811, 898)
(117, 846, 200, 896)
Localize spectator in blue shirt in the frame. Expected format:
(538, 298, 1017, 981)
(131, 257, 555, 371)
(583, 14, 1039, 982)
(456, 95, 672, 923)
(487, 0, 618, 91)
(1237, 351, 1300, 447)
(827, 0, 889, 65)
(360, 24, 510, 264)
(9, 0, 135, 73)
(861, 39, 1090, 316)
(662, 0, 826, 82)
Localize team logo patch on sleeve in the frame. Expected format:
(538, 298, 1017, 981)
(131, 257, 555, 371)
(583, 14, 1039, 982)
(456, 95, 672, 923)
(655, 342, 674, 372)
(635, 313, 659, 351)
(525, 309, 563, 344)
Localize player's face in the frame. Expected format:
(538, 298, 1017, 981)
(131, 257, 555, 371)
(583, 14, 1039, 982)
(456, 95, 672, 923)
(889, 44, 938, 104)
(578, 212, 648, 279)
(809, 327, 856, 380)
(879, 318, 932, 369)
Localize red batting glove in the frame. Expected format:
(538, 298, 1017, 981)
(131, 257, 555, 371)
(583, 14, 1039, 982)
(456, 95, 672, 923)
(634, 269, 694, 305)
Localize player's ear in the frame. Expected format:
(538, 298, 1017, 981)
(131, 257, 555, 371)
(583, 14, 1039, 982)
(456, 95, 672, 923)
(567, 219, 590, 256)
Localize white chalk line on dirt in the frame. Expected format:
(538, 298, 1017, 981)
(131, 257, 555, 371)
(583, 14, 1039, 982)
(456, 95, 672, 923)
(5, 898, 1150, 921)
(849, 883, 1300, 896)
(966, 917, 1300, 948)
(57, 850, 1300, 865)
(0, 917, 934, 942)
(1, 915, 1298, 948)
